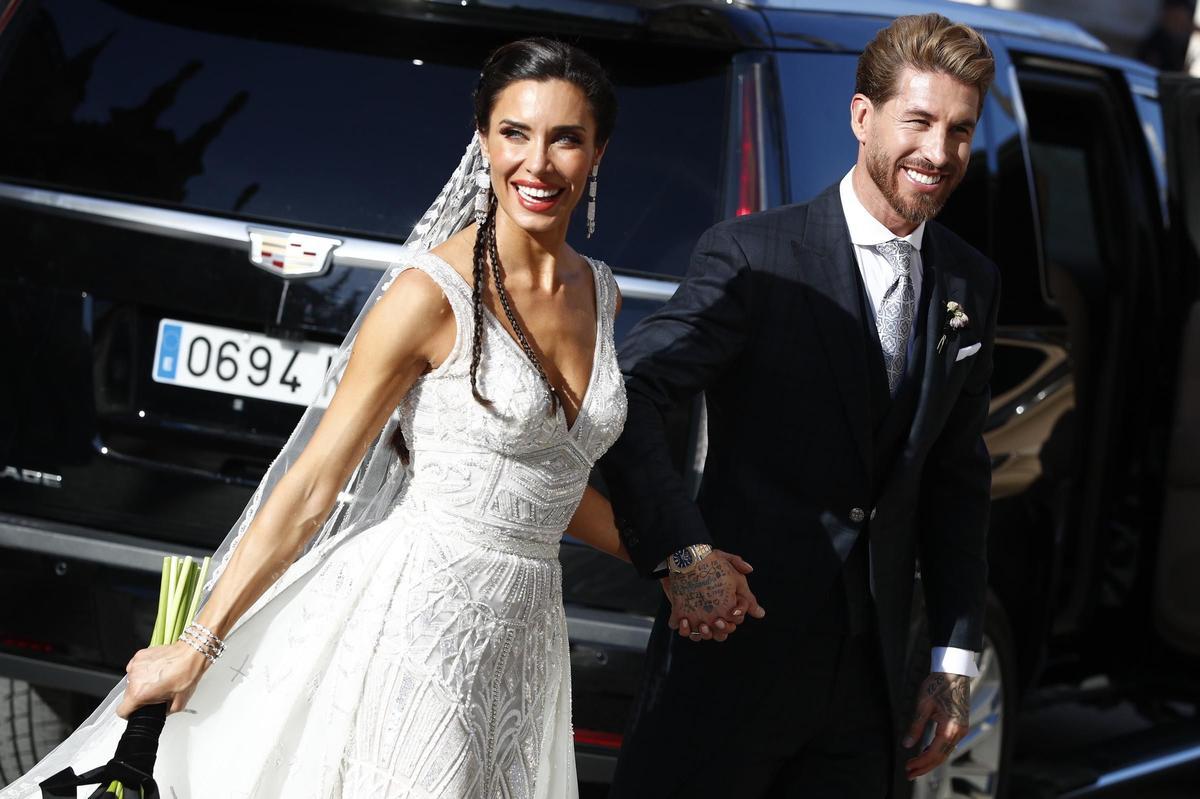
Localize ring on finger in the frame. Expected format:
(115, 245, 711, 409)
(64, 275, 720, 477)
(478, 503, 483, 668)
(689, 631, 702, 640)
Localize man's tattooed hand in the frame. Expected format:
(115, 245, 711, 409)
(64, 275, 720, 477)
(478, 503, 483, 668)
(904, 672, 972, 780)
(924, 673, 970, 725)
(666, 550, 765, 642)
(669, 557, 737, 618)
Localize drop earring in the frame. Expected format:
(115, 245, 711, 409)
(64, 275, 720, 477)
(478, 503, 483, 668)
(586, 164, 599, 238)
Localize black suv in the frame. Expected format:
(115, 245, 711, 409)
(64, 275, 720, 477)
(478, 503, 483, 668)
(2, 1, 1200, 796)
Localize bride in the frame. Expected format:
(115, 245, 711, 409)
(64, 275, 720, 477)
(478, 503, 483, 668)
(2, 37, 758, 799)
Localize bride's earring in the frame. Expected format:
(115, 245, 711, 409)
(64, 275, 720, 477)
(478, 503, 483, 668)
(474, 157, 492, 226)
(586, 164, 599, 239)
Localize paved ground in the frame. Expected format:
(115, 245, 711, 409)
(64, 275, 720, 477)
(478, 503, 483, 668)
(581, 768, 1200, 798)
(578, 697, 1200, 798)
(582, 772, 1200, 798)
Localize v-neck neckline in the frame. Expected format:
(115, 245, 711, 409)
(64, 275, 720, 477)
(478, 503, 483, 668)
(424, 251, 603, 437)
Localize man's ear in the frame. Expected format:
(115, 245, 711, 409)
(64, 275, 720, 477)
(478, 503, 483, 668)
(850, 93, 873, 145)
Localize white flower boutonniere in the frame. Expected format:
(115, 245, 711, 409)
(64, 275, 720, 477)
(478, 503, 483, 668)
(937, 301, 970, 354)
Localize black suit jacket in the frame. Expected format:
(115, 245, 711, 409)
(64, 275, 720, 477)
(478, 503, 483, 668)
(600, 183, 1000, 715)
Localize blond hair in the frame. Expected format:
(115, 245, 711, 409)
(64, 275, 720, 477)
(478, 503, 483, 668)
(856, 13, 995, 114)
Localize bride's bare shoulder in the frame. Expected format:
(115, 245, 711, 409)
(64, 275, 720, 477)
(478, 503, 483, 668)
(372, 262, 453, 334)
(428, 227, 477, 286)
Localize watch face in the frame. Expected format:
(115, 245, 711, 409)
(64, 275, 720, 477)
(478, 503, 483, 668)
(671, 548, 695, 570)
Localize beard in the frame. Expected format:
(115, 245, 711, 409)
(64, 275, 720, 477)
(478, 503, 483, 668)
(865, 142, 955, 225)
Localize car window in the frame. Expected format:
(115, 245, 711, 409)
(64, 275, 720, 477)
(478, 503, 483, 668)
(0, 0, 727, 277)
(1018, 72, 1125, 307)
(775, 52, 861, 203)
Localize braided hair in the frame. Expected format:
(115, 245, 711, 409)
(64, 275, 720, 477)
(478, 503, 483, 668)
(480, 193, 560, 413)
(391, 38, 616, 461)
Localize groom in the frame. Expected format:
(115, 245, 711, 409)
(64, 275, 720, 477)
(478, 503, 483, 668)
(601, 13, 998, 797)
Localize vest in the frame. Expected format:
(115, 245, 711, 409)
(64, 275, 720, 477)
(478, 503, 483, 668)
(812, 258, 933, 635)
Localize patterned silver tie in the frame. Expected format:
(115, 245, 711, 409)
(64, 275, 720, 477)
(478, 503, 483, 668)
(874, 239, 916, 395)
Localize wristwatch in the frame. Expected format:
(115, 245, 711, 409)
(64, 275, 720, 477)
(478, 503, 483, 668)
(667, 544, 713, 574)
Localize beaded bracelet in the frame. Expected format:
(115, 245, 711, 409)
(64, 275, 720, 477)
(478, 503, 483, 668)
(181, 628, 222, 657)
(178, 622, 226, 662)
(186, 622, 227, 656)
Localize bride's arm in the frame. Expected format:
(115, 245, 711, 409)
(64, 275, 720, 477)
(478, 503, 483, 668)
(565, 486, 630, 562)
(116, 268, 454, 717)
(564, 280, 629, 561)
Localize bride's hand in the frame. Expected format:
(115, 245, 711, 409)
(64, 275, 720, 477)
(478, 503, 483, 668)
(116, 641, 210, 718)
(662, 550, 763, 642)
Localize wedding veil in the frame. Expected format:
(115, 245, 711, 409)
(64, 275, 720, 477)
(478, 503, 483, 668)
(2, 137, 487, 793)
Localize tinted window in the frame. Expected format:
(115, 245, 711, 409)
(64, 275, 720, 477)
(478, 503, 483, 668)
(776, 52, 859, 203)
(1020, 74, 1123, 306)
(0, 0, 727, 276)
(991, 62, 1059, 325)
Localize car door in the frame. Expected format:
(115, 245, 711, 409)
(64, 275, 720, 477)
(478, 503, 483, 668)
(1152, 72, 1200, 659)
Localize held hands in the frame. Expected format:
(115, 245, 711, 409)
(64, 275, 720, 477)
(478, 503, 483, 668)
(116, 641, 210, 718)
(661, 550, 765, 643)
(904, 672, 971, 780)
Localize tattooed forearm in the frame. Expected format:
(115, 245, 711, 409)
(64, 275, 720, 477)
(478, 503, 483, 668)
(669, 558, 735, 616)
(925, 674, 970, 725)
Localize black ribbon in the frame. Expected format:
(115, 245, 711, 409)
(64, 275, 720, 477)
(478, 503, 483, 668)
(40, 703, 166, 799)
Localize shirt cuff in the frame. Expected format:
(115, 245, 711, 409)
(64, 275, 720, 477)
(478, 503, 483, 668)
(931, 646, 979, 677)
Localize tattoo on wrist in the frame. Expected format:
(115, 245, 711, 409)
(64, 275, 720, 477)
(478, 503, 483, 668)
(669, 558, 734, 615)
(926, 674, 970, 725)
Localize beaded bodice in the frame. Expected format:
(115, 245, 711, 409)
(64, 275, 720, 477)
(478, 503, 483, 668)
(388, 251, 627, 556)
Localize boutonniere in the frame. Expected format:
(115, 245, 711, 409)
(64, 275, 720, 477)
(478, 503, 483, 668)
(936, 301, 970, 354)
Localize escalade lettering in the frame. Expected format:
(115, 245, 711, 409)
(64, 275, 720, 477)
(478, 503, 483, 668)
(0, 466, 63, 488)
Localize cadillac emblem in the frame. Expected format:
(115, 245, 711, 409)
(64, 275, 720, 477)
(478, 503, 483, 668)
(248, 228, 342, 278)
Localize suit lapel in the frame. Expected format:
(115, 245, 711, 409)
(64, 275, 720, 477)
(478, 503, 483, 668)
(906, 228, 968, 451)
(793, 189, 873, 474)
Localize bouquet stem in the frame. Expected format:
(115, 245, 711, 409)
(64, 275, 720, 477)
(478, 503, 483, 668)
(41, 555, 210, 799)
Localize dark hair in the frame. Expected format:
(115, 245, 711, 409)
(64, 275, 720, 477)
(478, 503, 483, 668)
(391, 38, 617, 463)
(474, 37, 618, 146)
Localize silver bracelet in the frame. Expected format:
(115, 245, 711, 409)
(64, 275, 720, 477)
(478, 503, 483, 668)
(184, 622, 227, 655)
(180, 623, 226, 660)
(181, 628, 222, 657)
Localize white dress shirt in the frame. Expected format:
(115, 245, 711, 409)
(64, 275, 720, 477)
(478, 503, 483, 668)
(840, 168, 980, 679)
(839, 168, 924, 336)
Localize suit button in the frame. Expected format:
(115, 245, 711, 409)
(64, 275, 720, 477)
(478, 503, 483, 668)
(849, 507, 866, 523)
(870, 507, 877, 521)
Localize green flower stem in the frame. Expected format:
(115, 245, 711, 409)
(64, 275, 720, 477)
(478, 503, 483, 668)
(170, 558, 196, 641)
(149, 557, 171, 647)
(164, 556, 180, 642)
(183, 556, 211, 633)
(165, 557, 189, 643)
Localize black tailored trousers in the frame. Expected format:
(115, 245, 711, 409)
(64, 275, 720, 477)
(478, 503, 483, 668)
(607, 610, 893, 799)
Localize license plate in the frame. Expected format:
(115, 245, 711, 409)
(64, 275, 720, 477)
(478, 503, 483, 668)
(152, 318, 340, 408)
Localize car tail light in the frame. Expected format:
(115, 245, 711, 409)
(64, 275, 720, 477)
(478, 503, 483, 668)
(2, 635, 56, 654)
(736, 73, 762, 217)
(574, 728, 623, 749)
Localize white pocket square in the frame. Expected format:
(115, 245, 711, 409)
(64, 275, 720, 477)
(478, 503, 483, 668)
(955, 343, 981, 362)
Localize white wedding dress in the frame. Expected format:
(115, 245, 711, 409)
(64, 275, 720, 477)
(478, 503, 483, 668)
(1, 251, 627, 798)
